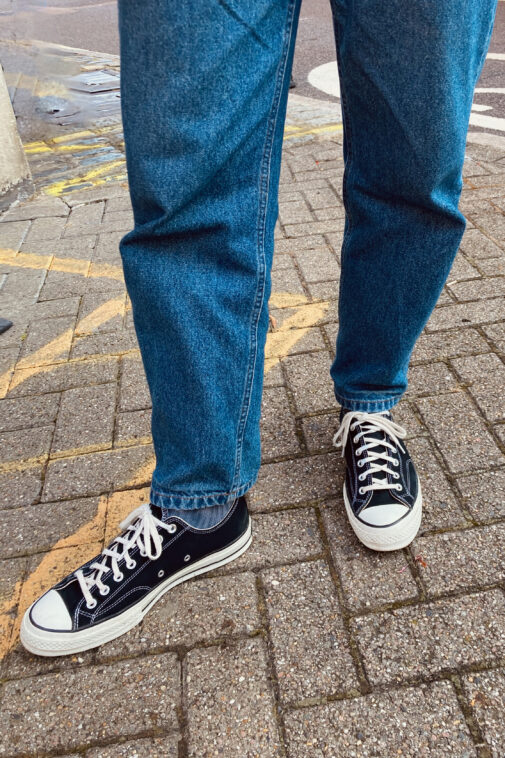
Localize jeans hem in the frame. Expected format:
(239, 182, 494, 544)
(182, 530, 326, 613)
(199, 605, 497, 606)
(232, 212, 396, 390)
(334, 391, 400, 413)
(150, 478, 255, 510)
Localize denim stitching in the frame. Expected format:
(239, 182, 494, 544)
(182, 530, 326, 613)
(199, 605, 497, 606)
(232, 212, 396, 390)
(232, 0, 298, 490)
(150, 476, 254, 509)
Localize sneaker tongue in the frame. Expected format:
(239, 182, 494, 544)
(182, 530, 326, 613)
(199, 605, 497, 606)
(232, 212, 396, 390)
(150, 504, 164, 521)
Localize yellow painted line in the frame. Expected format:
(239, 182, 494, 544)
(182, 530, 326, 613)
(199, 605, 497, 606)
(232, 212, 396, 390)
(283, 123, 343, 140)
(27, 143, 107, 155)
(45, 159, 126, 197)
(51, 130, 96, 143)
(2, 296, 125, 395)
(0, 248, 123, 281)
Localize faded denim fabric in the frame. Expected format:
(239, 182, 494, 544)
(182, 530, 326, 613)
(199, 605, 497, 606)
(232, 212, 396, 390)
(117, 0, 497, 509)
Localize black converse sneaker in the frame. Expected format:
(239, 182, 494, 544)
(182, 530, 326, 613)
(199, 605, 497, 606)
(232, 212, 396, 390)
(333, 409, 422, 551)
(21, 496, 251, 657)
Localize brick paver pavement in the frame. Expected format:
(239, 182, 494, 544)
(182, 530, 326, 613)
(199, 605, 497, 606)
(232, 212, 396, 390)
(0, 92, 505, 757)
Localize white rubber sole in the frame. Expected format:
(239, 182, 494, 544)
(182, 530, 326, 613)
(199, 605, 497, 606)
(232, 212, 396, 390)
(20, 520, 252, 657)
(343, 484, 422, 552)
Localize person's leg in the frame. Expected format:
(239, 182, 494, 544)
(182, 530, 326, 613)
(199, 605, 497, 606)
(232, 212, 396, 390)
(330, 0, 497, 410)
(118, 0, 300, 518)
(21, 0, 302, 657)
(330, 0, 497, 551)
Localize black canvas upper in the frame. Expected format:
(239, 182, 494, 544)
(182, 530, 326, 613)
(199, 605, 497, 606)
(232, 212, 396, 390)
(30, 496, 249, 632)
(339, 408, 419, 524)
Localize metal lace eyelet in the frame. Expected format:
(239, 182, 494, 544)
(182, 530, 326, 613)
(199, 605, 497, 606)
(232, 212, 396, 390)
(358, 473, 365, 482)
(114, 572, 124, 583)
(393, 459, 400, 467)
(184, 554, 191, 562)
(139, 549, 147, 558)
(126, 559, 136, 570)
(99, 586, 110, 596)
(158, 569, 165, 578)
(167, 524, 177, 534)
(357, 460, 364, 468)
(87, 599, 97, 610)
(396, 484, 403, 491)
(359, 487, 365, 495)
(393, 472, 400, 480)
(353, 435, 359, 443)
(350, 423, 357, 431)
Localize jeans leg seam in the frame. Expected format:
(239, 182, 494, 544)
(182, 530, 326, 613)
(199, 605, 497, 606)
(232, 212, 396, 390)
(232, 0, 298, 489)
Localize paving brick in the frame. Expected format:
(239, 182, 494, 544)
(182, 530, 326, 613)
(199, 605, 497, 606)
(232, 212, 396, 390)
(94, 230, 123, 264)
(303, 185, 340, 210)
(352, 589, 505, 685)
(295, 248, 340, 282)
(72, 330, 138, 359)
(33, 296, 81, 319)
(455, 468, 505, 521)
(115, 409, 152, 446)
(452, 353, 505, 422)
(97, 571, 260, 661)
(477, 256, 505, 276)
(24, 233, 96, 259)
(284, 219, 346, 237)
(0, 555, 28, 664)
(275, 234, 327, 253)
(448, 253, 481, 281)
(119, 353, 151, 411)
(463, 669, 505, 758)
(263, 360, 284, 387)
(283, 351, 335, 414)
(1, 653, 180, 756)
(186, 639, 282, 757)
(263, 560, 358, 702)
(0, 496, 102, 559)
(407, 362, 459, 396)
(9, 356, 119, 397)
(0, 268, 45, 300)
(261, 385, 300, 459)
(0, 392, 60, 432)
(314, 205, 344, 221)
(474, 208, 505, 240)
(301, 411, 339, 452)
(100, 209, 134, 233)
(407, 436, 468, 530)
(64, 201, 105, 237)
(77, 292, 126, 333)
(322, 502, 418, 612)
(278, 200, 314, 225)
(52, 383, 116, 454)
(416, 392, 503, 473)
(0, 220, 31, 251)
(222, 507, 323, 574)
(19, 315, 75, 366)
(285, 681, 475, 758)
(307, 280, 340, 300)
(271, 260, 306, 296)
(42, 444, 153, 501)
(483, 321, 505, 351)
(1, 425, 53, 463)
(249, 452, 343, 511)
(413, 523, 505, 596)
(0, 466, 42, 509)
(86, 736, 181, 758)
(1, 196, 68, 222)
(426, 298, 505, 330)
(450, 275, 505, 302)
(24, 215, 67, 242)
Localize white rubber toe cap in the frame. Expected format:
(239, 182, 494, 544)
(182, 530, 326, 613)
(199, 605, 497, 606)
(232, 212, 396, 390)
(359, 503, 409, 527)
(30, 590, 72, 631)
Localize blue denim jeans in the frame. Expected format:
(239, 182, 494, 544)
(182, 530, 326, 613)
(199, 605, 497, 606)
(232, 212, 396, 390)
(117, 0, 497, 510)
